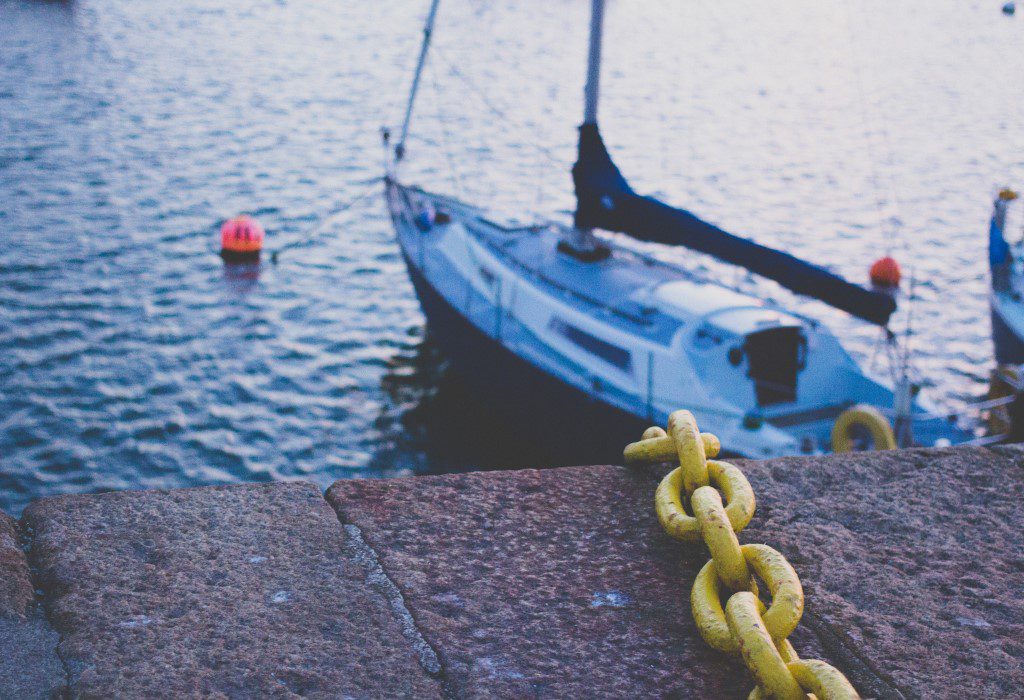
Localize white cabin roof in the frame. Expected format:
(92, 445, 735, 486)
(648, 280, 801, 335)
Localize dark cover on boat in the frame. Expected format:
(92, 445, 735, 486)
(571, 124, 897, 326)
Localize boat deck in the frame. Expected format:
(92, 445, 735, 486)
(416, 185, 783, 348)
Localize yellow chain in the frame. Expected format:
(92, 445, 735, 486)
(625, 410, 860, 700)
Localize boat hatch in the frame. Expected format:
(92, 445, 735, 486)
(650, 279, 762, 320)
(743, 327, 807, 406)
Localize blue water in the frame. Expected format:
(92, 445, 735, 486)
(2, 0, 1023, 514)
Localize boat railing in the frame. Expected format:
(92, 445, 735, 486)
(478, 233, 657, 327)
(873, 392, 1016, 447)
(955, 433, 1011, 447)
(398, 184, 659, 328)
(875, 393, 1015, 423)
(400, 181, 831, 331)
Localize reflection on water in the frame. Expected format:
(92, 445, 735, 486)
(2, 0, 1023, 513)
(221, 261, 263, 295)
(373, 337, 618, 478)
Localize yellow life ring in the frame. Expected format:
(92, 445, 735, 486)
(831, 404, 896, 452)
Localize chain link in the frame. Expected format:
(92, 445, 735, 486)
(625, 410, 860, 699)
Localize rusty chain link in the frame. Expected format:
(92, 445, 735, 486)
(625, 410, 860, 700)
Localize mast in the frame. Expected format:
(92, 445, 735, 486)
(571, 0, 896, 324)
(394, 0, 442, 165)
(583, 0, 605, 125)
(562, 0, 611, 260)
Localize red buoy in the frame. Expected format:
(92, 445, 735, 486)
(220, 215, 265, 261)
(869, 256, 901, 288)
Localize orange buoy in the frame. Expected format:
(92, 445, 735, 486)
(220, 215, 265, 261)
(869, 256, 901, 288)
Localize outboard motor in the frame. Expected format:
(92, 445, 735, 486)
(743, 327, 807, 406)
(988, 364, 1024, 442)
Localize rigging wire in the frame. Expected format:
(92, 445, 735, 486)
(267, 180, 382, 263)
(426, 59, 466, 197)
(430, 45, 567, 171)
(842, 1, 925, 409)
(843, 2, 908, 260)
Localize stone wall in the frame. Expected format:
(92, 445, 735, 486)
(3, 445, 1023, 698)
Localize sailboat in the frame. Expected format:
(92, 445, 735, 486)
(988, 188, 1024, 364)
(382, 0, 997, 458)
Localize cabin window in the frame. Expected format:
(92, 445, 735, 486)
(550, 318, 631, 372)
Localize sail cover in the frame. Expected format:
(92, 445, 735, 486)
(572, 124, 897, 326)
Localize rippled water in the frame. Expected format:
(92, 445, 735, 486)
(2, 0, 1023, 514)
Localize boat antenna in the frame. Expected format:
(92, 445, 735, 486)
(393, 0, 442, 168)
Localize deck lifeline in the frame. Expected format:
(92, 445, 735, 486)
(418, 186, 799, 345)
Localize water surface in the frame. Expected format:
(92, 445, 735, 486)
(2, 0, 1023, 513)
